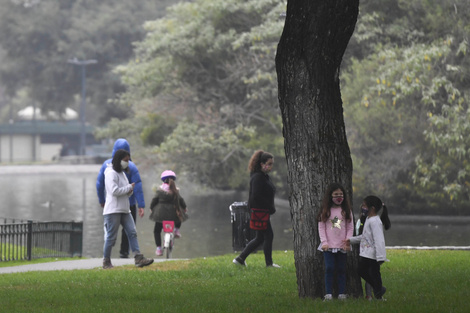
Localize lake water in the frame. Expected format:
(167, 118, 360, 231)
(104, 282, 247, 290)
(0, 165, 468, 259)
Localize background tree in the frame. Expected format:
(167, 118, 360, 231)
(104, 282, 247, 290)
(109, 0, 468, 212)
(113, 0, 288, 192)
(342, 0, 470, 213)
(0, 0, 175, 123)
(276, 0, 361, 299)
(1, 0, 467, 213)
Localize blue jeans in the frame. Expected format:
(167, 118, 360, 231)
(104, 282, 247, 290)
(103, 213, 140, 258)
(323, 251, 347, 294)
(119, 205, 137, 257)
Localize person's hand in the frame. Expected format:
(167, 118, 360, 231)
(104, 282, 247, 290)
(100, 202, 105, 208)
(130, 182, 135, 190)
(138, 208, 144, 218)
(342, 239, 351, 246)
(378, 261, 384, 265)
(321, 244, 329, 251)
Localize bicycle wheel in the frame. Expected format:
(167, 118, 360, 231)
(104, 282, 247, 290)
(166, 243, 172, 259)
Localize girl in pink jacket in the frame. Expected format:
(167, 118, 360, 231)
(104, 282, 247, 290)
(317, 183, 354, 300)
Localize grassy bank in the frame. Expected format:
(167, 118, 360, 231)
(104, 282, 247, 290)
(0, 250, 468, 313)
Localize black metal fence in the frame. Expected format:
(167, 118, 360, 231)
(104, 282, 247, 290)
(0, 218, 83, 261)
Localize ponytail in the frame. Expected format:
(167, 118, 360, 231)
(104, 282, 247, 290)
(364, 195, 391, 230)
(167, 178, 179, 199)
(381, 205, 391, 230)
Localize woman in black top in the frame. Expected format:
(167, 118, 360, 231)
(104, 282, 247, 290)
(233, 150, 280, 268)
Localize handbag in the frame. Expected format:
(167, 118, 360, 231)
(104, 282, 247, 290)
(249, 208, 269, 230)
(176, 206, 189, 222)
(174, 194, 189, 222)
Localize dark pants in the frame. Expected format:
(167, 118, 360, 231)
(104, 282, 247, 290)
(119, 205, 136, 257)
(238, 221, 274, 266)
(153, 220, 182, 247)
(323, 251, 347, 294)
(357, 257, 383, 296)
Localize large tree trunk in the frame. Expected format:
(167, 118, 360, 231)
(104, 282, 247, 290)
(276, 0, 361, 299)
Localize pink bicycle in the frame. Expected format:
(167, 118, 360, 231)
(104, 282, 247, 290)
(162, 221, 175, 259)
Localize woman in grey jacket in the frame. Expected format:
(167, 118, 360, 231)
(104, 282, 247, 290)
(102, 149, 154, 269)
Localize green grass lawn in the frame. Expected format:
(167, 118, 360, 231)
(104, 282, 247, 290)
(0, 250, 468, 313)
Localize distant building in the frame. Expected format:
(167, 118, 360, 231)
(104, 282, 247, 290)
(0, 106, 96, 163)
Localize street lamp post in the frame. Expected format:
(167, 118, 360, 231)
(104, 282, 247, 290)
(67, 58, 97, 156)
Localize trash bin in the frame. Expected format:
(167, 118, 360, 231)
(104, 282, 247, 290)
(229, 201, 256, 251)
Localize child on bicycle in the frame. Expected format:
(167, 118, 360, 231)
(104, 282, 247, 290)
(149, 170, 187, 256)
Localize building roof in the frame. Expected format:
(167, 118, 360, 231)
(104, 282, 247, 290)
(0, 120, 94, 135)
(17, 106, 79, 121)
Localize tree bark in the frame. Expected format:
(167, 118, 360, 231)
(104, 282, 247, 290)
(276, 0, 361, 299)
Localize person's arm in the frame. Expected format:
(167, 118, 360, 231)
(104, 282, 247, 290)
(129, 162, 145, 217)
(346, 214, 355, 239)
(348, 234, 362, 245)
(96, 162, 108, 207)
(318, 220, 328, 250)
(105, 171, 133, 196)
(342, 214, 355, 250)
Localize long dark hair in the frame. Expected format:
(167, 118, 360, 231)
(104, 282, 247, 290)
(363, 195, 391, 230)
(317, 183, 352, 222)
(112, 149, 130, 173)
(163, 177, 179, 198)
(162, 176, 181, 212)
(248, 150, 273, 173)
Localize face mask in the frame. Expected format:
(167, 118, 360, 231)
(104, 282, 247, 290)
(361, 207, 369, 216)
(121, 160, 129, 169)
(332, 197, 343, 205)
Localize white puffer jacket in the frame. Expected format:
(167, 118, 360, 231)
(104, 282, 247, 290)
(103, 164, 133, 215)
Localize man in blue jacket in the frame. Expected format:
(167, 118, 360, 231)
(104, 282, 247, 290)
(96, 138, 146, 258)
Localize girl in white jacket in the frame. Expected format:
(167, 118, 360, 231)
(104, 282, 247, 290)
(102, 149, 153, 269)
(345, 195, 391, 300)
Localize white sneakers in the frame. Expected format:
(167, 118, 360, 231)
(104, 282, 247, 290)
(323, 294, 333, 301)
(324, 294, 347, 301)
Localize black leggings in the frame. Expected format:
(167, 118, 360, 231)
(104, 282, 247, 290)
(238, 221, 274, 266)
(357, 257, 383, 296)
(153, 221, 182, 247)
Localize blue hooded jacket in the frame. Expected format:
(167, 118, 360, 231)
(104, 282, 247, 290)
(96, 138, 145, 208)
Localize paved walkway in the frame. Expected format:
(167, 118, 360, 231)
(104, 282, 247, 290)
(0, 258, 175, 274)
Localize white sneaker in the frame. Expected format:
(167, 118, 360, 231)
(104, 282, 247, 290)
(338, 294, 348, 300)
(267, 263, 281, 268)
(323, 294, 333, 301)
(232, 258, 246, 266)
